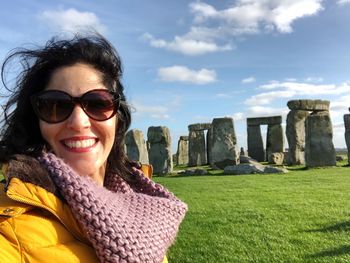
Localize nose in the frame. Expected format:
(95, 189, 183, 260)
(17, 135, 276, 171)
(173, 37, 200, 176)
(66, 105, 91, 131)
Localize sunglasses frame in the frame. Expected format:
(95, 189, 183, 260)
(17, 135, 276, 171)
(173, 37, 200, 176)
(30, 89, 120, 124)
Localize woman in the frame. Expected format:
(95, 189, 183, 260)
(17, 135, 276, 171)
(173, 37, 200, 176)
(0, 34, 187, 263)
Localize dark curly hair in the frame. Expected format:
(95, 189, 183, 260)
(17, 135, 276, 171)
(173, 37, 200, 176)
(0, 33, 135, 181)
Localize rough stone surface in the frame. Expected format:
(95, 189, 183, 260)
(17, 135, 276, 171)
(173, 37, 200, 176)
(266, 124, 284, 159)
(147, 126, 173, 175)
(305, 111, 336, 167)
(176, 136, 189, 165)
(344, 114, 350, 164)
(268, 152, 284, 165)
(240, 155, 259, 164)
(247, 116, 282, 126)
(125, 129, 149, 164)
(263, 166, 288, 174)
(210, 117, 239, 169)
(286, 110, 309, 165)
(346, 130, 350, 165)
(179, 168, 208, 175)
(287, 99, 330, 111)
(224, 163, 288, 175)
(188, 130, 207, 166)
(172, 154, 178, 165)
(240, 147, 248, 156)
(188, 123, 212, 131)
(336, 155, 344, 162)
(224, 163, 265, 175)
(247, 125, 265, 162)
(207, 128, 213, 165)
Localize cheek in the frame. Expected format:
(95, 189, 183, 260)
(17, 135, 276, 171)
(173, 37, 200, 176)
(39, 121, 58, 147)
(99, 117, 117, 149)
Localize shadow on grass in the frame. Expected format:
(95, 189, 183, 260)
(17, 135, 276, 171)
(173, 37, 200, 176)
(305, 221, 350, 233)
(307, 245, 350, 258)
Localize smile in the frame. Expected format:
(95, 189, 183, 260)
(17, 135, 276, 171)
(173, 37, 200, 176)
(62, 138, 97, 149)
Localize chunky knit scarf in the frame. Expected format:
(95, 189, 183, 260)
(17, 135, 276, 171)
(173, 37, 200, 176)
(38, 152, 187, 263)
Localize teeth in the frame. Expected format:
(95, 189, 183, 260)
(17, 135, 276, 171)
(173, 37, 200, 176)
(64, 139, 96, 149)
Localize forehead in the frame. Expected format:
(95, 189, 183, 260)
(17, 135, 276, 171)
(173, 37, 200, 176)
(45, 63, 106, 95)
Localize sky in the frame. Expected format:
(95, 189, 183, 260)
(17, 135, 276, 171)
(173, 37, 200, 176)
(1, 0, 350, 153)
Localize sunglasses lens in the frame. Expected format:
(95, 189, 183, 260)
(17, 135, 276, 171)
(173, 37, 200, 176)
(82, 90, 118, 121)
(31, 89, 119, 123)
(32, 91, 73, 123)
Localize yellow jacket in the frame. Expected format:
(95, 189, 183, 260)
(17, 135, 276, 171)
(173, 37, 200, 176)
(0, 156, 167, 263)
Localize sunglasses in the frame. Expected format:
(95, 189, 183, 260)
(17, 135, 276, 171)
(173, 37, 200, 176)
(31, 89, 120, 123)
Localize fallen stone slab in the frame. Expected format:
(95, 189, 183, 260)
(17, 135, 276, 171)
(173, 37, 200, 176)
(240, 155, 259, 164)
(224, 163, 265, 175)
(263, 166, 288, 174)
(224, 163, 288, 175)
(178, 168, 208, 175)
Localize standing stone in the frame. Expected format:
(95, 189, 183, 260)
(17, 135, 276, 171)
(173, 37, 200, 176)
(247, 125, 265, 162)
(147, 126, 173, 175)
(207, 128, 213, 165)
(125, 129, 149, 164)
(344, 114, 350, 164)
(305, 111, 336, 167)
(266, 124, 284, 160)
(176, 136, 189, 165)
(210, 117, 239, 169)
(188, 130, 207, 166)
(240, 147, 248, 156)
(268, 152, 284, 165)
(286, 110, 309, 165)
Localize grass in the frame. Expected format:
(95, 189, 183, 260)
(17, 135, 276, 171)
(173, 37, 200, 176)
(154, 165, 350, 263)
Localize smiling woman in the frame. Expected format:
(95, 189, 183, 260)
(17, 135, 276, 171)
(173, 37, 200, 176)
(0, 33, 187, 263)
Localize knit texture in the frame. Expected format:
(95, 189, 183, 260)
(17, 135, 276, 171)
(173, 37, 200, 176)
(38, 152, 187, 263)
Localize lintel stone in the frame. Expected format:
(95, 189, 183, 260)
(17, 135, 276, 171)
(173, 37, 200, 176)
(287, 100, 329, 111)
(247, 116, 282, 126)
(188, 123, 212, 131)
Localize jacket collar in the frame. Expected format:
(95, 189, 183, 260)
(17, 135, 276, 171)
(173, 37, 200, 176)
(5, 154, 61, 197)
(2, 154, 89, 244)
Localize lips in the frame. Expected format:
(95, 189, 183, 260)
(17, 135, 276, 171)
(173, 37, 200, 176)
(61, 137, 98, 152)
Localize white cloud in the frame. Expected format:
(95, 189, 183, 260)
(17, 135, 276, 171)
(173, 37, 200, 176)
(143, 1, 323, 56)
(260, 81, 350, 94)
(142, 33, 232, 56)
(40, 8, 106, 33)
(245, 81, 350, 106)
(337, 0, 350, 5)
(244, 81, 350, 105)
(245, 90, 295, 105)
(131, 101, 170, 119)
(232, 112, 245, 121)
(242, 76, 256, 84)
(305, 77, 324, 83)
(246, 106, 289, 118)
(157, 65, 217, 84)
(190, 0, 324, 34)
(329, 95, 350, 115)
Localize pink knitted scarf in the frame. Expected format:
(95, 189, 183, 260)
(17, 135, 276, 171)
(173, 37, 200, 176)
(38, 152, 187, 263)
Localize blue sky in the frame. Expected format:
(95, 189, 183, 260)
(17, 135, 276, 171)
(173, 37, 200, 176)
(1, 0, 350, 153)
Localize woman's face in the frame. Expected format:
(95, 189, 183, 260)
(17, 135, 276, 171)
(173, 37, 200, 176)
(39, 63, 117, 185)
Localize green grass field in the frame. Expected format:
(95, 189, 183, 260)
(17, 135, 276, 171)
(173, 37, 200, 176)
(154, 166, 350, 263)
